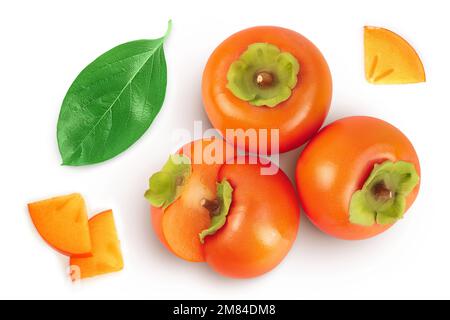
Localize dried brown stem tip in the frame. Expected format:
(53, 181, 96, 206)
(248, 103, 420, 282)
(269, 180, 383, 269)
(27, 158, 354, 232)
(255, 71, 274, 88)
(372, 181, 394, 202)
(175, 176, 184, 186)
(201, 199, 220, 215)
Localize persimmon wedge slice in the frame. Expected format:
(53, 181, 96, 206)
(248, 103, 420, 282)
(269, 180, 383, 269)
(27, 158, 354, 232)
(28, 193, 91, 257)
(70, 210, 124, 280)
(364, 26, 425, 84)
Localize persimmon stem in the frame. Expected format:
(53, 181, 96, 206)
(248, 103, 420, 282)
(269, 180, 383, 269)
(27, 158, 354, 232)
(201, 198, 220, 215)
(175, 176, 184, 186)
(372, 181, 394, 202)
(350, 161, 419, 226)
(255, 71, 274, 88)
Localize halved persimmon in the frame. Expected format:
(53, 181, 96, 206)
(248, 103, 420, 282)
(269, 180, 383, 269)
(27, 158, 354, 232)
(70, 210, 124, 280)
(364, 26, 426, 84)
(28, 193, 91, 257)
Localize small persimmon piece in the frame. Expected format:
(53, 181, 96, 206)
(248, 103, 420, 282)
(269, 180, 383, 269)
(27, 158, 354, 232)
(364, 26, 425, 84)
(28, 193, 91, 257)
(70, 210, 123, 280)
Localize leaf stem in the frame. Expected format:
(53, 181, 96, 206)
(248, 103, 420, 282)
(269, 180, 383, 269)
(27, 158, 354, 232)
(164, 20, 173, 41)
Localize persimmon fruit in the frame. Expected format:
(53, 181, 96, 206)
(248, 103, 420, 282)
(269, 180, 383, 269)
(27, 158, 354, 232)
(203, 159, 300, 278)
(148, 138, 234, 262)
(296, 116, 420, 240)
(202, 26, 332, 154)
(146, 138, 300, 278)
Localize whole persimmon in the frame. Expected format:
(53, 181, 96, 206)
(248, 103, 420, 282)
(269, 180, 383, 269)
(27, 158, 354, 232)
(296, 116, 420, 240)
(203, 158, 300, 278)
(202, 26, 332, 154)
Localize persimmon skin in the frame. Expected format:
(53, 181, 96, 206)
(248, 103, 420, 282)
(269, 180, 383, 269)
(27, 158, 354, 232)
(150, 138, 235, 262)
(202, 26, 332, 154)
(203, 158, 300, 279)
(151, 207, 172, 252)
(296, 116, 420, 240)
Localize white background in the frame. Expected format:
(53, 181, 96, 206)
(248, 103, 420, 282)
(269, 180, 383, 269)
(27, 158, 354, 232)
(0, 0, 448, 300)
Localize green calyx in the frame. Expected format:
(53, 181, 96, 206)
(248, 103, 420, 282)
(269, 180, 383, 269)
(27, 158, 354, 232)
(144, 154, 191, 209)
(199, 179, 234, 244)
(227, 43, 300, 108)
(350, 160, 420, 226)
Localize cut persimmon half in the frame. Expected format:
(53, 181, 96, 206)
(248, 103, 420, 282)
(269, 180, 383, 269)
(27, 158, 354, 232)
(70, 210, 124, 281)
(364, 26, 425, 84)
(28, 193, 91, 257)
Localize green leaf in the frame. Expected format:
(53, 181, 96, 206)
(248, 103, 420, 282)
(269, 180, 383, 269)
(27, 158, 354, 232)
(199, 180, 234, 243)
(144, 154, 191, 209)
(57, 21, 172, 166)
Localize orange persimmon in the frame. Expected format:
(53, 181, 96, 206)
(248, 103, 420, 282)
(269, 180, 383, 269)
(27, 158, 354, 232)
(70, 210, 123, 280)
(203, 158, 300, 278)
(296, 117, 420, 240)
(147, 138, 300, 279)
(202, 26, 332, 154)
(150, 138, 235, 262)
(28, 193, 91, 257)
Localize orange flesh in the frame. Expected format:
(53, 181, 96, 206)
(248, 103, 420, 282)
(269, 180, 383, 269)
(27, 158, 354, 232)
(28, 193, 91, 257)
(156, 138, 234, 262)
(70, 210, 123, 280)
(364, 26, 425, 84)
